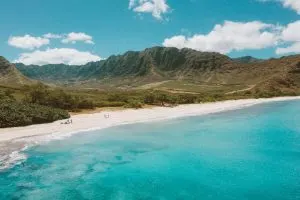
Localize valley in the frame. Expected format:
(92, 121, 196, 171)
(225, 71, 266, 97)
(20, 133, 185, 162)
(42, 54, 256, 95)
(1, 47, 300, 128)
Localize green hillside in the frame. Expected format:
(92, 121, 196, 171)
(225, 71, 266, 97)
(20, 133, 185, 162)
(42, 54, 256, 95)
(16, 47, 232, 84)
(15, 47, 300, 96)
(2, 50, 300, 127)
(0, 56, 33, 86)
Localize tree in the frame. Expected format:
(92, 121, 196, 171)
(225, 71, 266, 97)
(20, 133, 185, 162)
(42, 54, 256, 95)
(156, 93, 167, 106)
(144, 93, 156, 104)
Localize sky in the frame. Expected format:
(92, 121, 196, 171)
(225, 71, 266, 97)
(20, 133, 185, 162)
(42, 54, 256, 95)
(1, 0, 300, 65)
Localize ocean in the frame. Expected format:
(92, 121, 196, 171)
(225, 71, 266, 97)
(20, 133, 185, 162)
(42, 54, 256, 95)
(0, 100, 300, 200)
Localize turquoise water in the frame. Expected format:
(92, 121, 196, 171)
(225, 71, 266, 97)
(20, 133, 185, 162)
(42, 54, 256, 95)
(1, 101, 300, 200)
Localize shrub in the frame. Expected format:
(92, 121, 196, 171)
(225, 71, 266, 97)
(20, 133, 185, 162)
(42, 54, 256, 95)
(24, 83, 95, 110)
(124, 100, 143, 109)
(78, 99, 95, 109)
(107, 94, 128, 102)
(96, 101, 126, 107)
(177, 95, 197, 104)
(144, 93, 156, 104)
(0, 99, 70, 128)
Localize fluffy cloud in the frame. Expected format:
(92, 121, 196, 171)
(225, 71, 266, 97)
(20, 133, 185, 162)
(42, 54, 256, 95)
(163, 21, 280, 54)
(276, 42, 300, 54)
(61, 32, 94, 44)
(8, 35, 50, 50)
(8, 32, 94, 50)
(281, 0, 300, 14)
(280, 20, 300, 42)
(14, 48, 101, 65)
(129, 0, 170, 20)
(258, 0, 300, 14)
(275, 20, 300, 54)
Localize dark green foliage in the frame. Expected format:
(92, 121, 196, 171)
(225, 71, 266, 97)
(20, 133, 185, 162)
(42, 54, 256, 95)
(0, 85, 72, 128)
(107, 94, 129, 102)
(156, 93, 168, 106)
(144, 93, 156, 104)
(25, 83, 95, 110)
(0, 99, 69, 128)
(143, 91, 199, 105)
(96, 101, 126, 107)
(78, 99, 95, 109)
(177, 95, 197, 104)
(124, 100, 143, 109)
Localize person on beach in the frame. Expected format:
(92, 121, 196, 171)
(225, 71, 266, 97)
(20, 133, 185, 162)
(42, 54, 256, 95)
(61, 119, 71, 125)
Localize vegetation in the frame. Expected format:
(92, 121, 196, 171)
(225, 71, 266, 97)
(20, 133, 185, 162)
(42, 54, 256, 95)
(0, 56, 33, 86)
(0, 79, 299, 128)
(24, 83, 95, 111)
(2, 48, 300, 128)
(124, 100, 143, 109)
(0, 83, 98, 128)
(15, 47, 300, 98)
(0, 91, 69, 128)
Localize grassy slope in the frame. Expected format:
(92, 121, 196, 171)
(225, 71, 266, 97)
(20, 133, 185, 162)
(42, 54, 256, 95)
(14, 47, 300, 96)
(0, 56, 34, 86)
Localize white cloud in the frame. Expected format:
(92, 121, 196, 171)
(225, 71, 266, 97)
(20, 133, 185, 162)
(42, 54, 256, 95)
(276, 42, 300, 54)
(275, 20, 300, 54)
(8, 32, 95, 50)
(281, 0, 300, 14)
(129, 0, 170, 20)
(163, 21, 280, 54)
(61, 32, 94, 44)
(14, 48, 101, 65)
(8, 35, 50, 50)
(258, 0, 300, 14)
(280, 20, 300, 42)
(163, 35, 187, 49)
(43, 33, 62, 39)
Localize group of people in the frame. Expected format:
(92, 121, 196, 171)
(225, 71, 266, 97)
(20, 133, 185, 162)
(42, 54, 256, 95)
(61, 119, 73, 125)
(60, 113, 110, 125)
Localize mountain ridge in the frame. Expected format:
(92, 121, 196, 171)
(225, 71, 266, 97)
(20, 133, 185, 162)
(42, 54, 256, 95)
(12, 46, 300, 94)
(0, 56, 33, 86)
(233, 56, 264, 63)
(16, 47, 233, 83)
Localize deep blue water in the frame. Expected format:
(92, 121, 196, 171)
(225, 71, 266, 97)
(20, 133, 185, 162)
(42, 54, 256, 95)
(1, 100, 300, 200)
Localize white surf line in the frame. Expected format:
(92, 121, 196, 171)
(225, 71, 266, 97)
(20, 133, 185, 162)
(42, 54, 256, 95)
(1, 96, 300, 143)
(0, 96, 300, 171)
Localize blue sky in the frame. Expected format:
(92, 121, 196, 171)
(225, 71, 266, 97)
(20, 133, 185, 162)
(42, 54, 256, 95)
(1, 0, 300, 65)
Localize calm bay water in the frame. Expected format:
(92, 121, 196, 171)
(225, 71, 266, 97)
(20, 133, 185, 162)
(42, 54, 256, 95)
(1, 100, 300, 200)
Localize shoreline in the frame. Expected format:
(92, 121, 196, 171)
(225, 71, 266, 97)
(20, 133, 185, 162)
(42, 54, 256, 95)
(1, 96, 300, 170)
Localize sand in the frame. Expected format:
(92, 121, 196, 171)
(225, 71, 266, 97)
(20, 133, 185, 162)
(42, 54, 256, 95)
(0, 96, 300, 170)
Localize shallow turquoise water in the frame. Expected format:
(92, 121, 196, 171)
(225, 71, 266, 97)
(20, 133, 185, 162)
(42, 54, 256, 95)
(1, 100, 300, 200)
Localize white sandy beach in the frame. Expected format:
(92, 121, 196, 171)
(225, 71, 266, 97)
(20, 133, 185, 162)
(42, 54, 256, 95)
(1, 96, 300, 143)
(0, 96, 300, 170)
